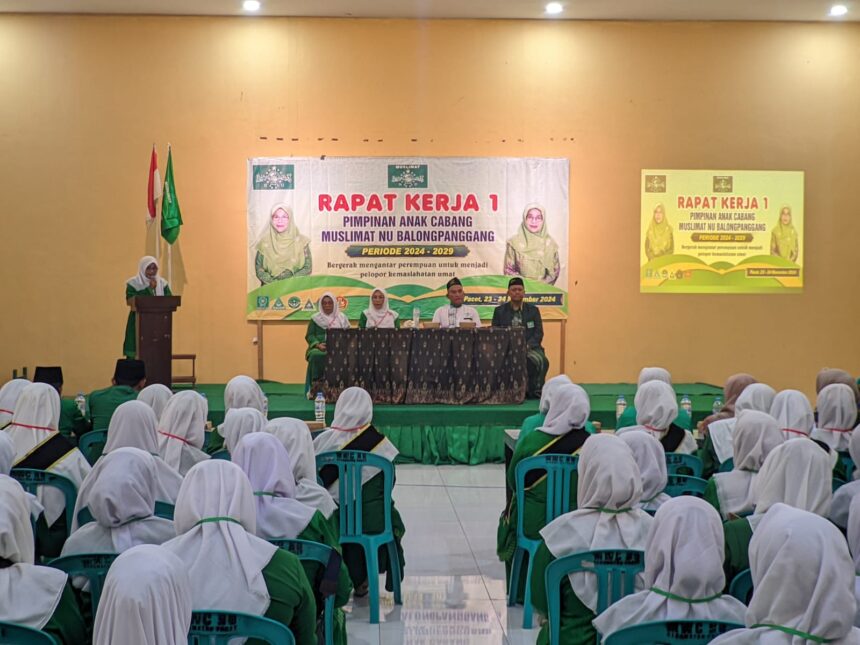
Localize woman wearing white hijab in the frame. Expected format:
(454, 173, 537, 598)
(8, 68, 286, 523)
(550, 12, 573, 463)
(530, 434, 653, 645)
(137, 383, 173, 421)
(5, 383, 91, 556)
(161, 460, 317, 644)
(703, 410, 784, 521)
(220, 407, 267, 454)
(233, 432, 353, 645)
(0, 377, 31, 428)
(305, 292, 350, 397)
(617, 380, 697, 454)
(224, 375, 267, 413)
(265, 417, 337, 519)
(616, 367, 691, 431)
(832, 428, 860, 529)
(0, 476, 86, 644)
(770, 389, 815, 441)
(594, 497, 746, 640)
(0, 432, 45, 522)
(314, 386, 404, 592)
(62, 448, 175, 560)
(847, 495, 860, 627)
(812, 383, 858, 479)
(157, 390, 209, 476)
(722, 439, 832, 585)
(93, 544, 192, 645)
(124, 255, 171, 358)
(712, 504, 860, 645)
(519, 374, 574, 443)
(619, 430, 671, 513)
(359, 287, 400, 329)
(706, 382, 777, 472)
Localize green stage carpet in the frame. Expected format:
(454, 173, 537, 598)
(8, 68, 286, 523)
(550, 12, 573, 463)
(182, 381, 722, 465)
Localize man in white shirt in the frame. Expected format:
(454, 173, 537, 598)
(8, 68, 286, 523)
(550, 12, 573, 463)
(431, 277, 483, 328)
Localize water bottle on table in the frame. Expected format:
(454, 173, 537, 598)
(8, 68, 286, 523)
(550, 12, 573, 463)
(412, 307, 420, 327)
(75, 392, 86, 416)
(712, 395, 723, 414)
(615, 394, 627, 422)
(680, 394, 692, 415)
(314, 392, 326, 425)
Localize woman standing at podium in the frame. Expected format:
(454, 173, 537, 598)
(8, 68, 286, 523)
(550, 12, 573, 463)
(124, 256, 171, 359)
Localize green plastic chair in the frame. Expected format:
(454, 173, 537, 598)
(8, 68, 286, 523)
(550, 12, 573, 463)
(188, 610, 295, 645)
(78, 429, 108, 465)
(604, 619, 745, 644)
(664, 453, 703, 478)
(77, 501, 174, 526)
(664, 475, 708, 498)
(729, 568, 753, 604)
(47, 553, 117, 612)
(269, 538, 338, 645)
(10, 468, 77, 536)
(0, 622, 59, 644)
(545, 549, 645, 645)
(210, 449, 231, 461)
(839, 452, 855, 480)
(718, 457, 734, 473)
(315, 450, 402, 624)
(508, 453, 579, 629)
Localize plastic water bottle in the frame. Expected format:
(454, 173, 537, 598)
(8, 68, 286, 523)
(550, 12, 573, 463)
(712, 395, 723, 414)
(75, 392, 86, 416)
(314, 392, 326, 424)
(615, 394, 627, 421)
(263, 395, 269, 417)
(680, 394, 692, 415)
(412, 307, 420, 327)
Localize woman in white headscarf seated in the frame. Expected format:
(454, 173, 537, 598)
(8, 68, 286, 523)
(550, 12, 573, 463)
(314, 386, 405, 594)
(0, 476, 86, 644)
(770, 389, 815, 441)
(5, 383, 91, 557)
(594, 497, 746, 640)
(518, 374, 573, 443)
(161, 460, 317, 644)
(847, 495, 860, 627)
(156, 390, 209, 476)
(220, 407, 267, 455)
(712, 504, 860, 645)
(530, 434, 654, 645)
(0, 431, 44, 522)
(617, 380, 697, 454)
(0, 377, 31, 429)
(62, 448, 175, 564)
(832, 427, 860, 530)
(703, 410, 784, 521)
(136, 383, 173, 421)
(619, 430, 671, 513)
(234, 432, 353, 645)
(812, 383, 859, 481)
(93, 544, 191, 645)
(616, 367, 692, 431)
(359, 286, 400, 329)
(266, 417, 337, 521)
(722, 438, 832, 586)
(210, 375, 268, 453)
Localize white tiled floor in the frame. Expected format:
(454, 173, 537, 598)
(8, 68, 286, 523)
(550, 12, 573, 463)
(342, 464, 541, 644)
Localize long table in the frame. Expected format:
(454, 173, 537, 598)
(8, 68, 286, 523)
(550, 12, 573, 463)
(323, 327, 527, 405)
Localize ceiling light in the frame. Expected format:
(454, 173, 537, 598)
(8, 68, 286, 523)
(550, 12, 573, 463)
(243, 0, 261, 11)
(829, 4, 848, 16)
(545, 2, 564, 15)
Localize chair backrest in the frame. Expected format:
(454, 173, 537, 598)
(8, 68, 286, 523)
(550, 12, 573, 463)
(833, 477, 848, 493)
(718, 457, 734, 473)
(663, 474, 708, 498)
(78, 429, 109, 465)
(154, 500, 175, 520)
(604, 619, 745, 645)
(10, 468, 77, 531)
(545, 549, 645, 645)
(515, 454, 579, 532)
(664, 453, 703, 478)
(315, 450, 394, 538)
(210, 449, 231, 461)
(728, 568, 753, 604)
(840, 453, 855, 480)
(0, 621, 59, 645)
(188, 610, 295, 645)
(268, 537, 333, 567)
(76, 506, 94, 526)
(47, 553, 117, 611)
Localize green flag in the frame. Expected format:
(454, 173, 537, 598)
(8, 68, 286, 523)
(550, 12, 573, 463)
(160, 146, 183, 244)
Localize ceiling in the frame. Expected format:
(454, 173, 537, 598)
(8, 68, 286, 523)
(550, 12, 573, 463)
(0, 0, 856, 22)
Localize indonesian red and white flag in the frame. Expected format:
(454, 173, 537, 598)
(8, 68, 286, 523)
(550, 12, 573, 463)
(147, 144, 163, 221)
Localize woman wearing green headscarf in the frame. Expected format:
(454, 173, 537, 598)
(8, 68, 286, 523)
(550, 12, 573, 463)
(255, 204, 312, 284)
(504, 204, 560, 285)
(644, 204, 674, 261)
(770, 205, 799, 262)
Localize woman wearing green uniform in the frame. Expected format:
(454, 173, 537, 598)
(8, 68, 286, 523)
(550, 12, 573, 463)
(124, 256, 172, 358)
(698, 374, 758, 479)
(619, 431, 671, 513)
(0, 477, 86, 645)
(615, 367, 679, 431)
(644, 204, 674, 260)
(769, 205, 799, 262)
(305, 292, 350, 398)
(518, 374, 572, 442)
(616, 380, 697, 454)
(313, 387, 405, 595)
(255, 203, 312, 284)
(811, 383, 858, 481)
(497, 383, 592, 601)
(359, 287, 400, 329)
(503, 204, 561, 284)
(162, 460, 317, 645)
(234, 433, 352, 645)
(530, 434, 653, 645)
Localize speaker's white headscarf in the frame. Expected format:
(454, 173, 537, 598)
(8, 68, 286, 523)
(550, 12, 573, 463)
(137, 384, 173, 421)
(311, 291, 350, 329)
(221, 407, 267, 454)
(770, 389, 815, 441)
(619, 430, 670, 512)
(157, 391, 209, 476)
(362, 287, 399, 329)
(537, 383, 590, 436)
(0, 378, 30, 428)
(224, 375, 267, 414)
(127, 255, 167, 294)
(812, 383, 859, 452)
(538, 374, 573, 415)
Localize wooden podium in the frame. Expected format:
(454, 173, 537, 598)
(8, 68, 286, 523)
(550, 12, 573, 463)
(131, 296, 181, 387)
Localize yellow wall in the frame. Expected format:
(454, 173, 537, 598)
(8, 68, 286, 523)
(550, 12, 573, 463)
(1, 15, 858, 395)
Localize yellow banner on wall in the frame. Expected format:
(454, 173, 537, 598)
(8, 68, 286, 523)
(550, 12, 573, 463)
(640, 170, 804, 293)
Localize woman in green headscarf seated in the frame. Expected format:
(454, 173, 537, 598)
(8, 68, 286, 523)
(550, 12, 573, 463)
(644, 203, 674, 260)
(504, 204, 560, 285)
(770, 205, 799, 262)
(255, 203, 312, 284)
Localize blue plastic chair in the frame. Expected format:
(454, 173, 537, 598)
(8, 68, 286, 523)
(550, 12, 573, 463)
(664, 453, 703, 478)
(78, 429, 108, 465)
(718, 457, 734, 473)
(834, 477, 848, 493)
(839, 453, 855, 480)
(188, 610, 295, 645)
(508, 453, 579, 629)
(604, 619, 745, 645)
(10, 468, 77, 536)
(545, 549, 645, 645)
(0, 622, 59, 644)
(48, 553, 117, 612)
(210, 449, 231, 461)
(78, 501, 174, 526)
(269, 538, 337, 645)
(315, 450, 402, 624)
(664, 474, 708, 498)
(729, 568, 753, 604)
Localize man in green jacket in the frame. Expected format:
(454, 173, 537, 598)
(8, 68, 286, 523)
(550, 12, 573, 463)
(33, 366, 88, 439)
(87, 359, 146, 432)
